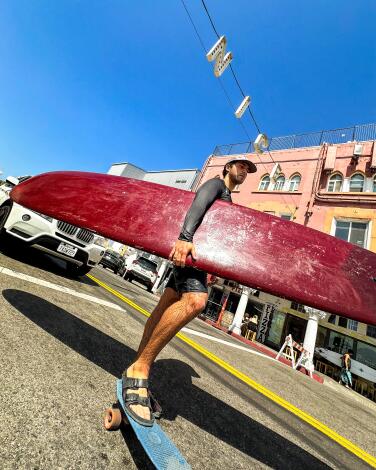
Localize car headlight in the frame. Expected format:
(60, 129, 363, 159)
(94, 236, 107, 247)
(31, 210, 53, 222)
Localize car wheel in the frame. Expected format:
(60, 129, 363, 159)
(0, 204, 11, 233)
(66, 263, 92, 277)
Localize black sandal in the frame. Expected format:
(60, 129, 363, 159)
(122, 375, 155, 427)
(149, 389, 162, 419)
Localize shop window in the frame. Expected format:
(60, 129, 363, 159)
(327, 173, 343, 192)
(266, 311, 286, 347)
(328, 331, 354, 354)
(226, 292, 240, 314)
(274, 175, 285, 191)
(334, 220, 368, 249)
(259, 175, 270, 191)
(355, 341, 376, 370)
(367, 325, 376, 338)
(316, 326, 327, 348)
(349, 173, 365, 192)
(288, 174, 301, 192)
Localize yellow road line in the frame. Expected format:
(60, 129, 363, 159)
(88, 273, 376, 468)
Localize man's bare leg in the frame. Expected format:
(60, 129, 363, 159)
(126, 291, 208, 420)
(135, 287, 180, 360)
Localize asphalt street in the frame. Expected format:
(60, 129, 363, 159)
(0, 236, 375, 469)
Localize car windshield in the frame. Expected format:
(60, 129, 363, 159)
(137, 258, 157, 271)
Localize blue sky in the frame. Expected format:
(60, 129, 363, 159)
(0, 0, 375, 177)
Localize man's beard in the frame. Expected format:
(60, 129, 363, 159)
(230, 174, 246, 185)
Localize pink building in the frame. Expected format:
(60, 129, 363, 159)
(198, 124, 376, 396)
(198, 139, 376, 249)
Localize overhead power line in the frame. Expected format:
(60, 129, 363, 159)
(181, 0, 299, 216)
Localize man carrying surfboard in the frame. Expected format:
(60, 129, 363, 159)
(123, 156, 256, 425)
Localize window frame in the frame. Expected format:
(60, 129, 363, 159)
(331, 218, 371, 249)
(288, 174, 301, 192)
(327, 173, 343, 192)
(273, 174, 285, 191)
(258, 175, 271, 191)
(366, 325, 376, 338)
(349, 172, 365, 192)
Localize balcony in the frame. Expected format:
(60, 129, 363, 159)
(213, 123, 376, 156)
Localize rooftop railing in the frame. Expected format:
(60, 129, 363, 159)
(213, 123, 376, 156)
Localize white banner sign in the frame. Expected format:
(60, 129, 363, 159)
(256, 303, 275, 343)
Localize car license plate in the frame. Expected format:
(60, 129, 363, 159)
(57, 242, 78, 257)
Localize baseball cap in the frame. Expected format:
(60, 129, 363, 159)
(225, 156, 257, 173)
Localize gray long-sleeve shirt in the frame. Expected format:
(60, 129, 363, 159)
(178, 178, 232, 243)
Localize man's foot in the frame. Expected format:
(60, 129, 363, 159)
(122, 366, 154, 426)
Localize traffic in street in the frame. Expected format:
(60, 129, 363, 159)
(1, 235, 375, 469)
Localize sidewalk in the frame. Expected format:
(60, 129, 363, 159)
(198, 316, 324, 384)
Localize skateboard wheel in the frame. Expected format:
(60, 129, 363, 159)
(104, 407, 122, 431)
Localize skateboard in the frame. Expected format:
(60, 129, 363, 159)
(104, 379, 191, 470)
(10, 171, 376, 325)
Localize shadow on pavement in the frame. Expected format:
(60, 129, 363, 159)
(0, 235, 98, 286)
(3, 290, 330, 469)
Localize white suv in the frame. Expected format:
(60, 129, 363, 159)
(124, 256, 158, 292)
(0, 176, 106, 276)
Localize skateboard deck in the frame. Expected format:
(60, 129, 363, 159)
(103, 379, 191, 470)
(10, 171, 376, 325)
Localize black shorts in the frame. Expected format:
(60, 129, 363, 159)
(166, 266, 207, 294)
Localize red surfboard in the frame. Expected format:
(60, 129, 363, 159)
(10, 171, 376, 325)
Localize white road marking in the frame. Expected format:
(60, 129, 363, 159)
(0, 266, 126, 312)
(181, 327, 278, 362)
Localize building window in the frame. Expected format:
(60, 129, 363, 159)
(334, 220, 369, 248)
(280, 214, 291, 221)
(327, 173, 343, 192)
(348, 319, 358, 331)
(328, 314, 336, 324)
(274, 175, 285, 191)
(338, 317, 348, 328)
(373, 177, 376, 193)
(349, 173, 365, 192)
(355, 341, 376, 370)
(259, 175, 270, 191)
(367, 325, 376, 338)
(288, 174, 301, 192)
(291, 301, 306, 313)
(328, 331, 354, 355)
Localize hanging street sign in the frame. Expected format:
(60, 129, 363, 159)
(206, 35, 233, 77)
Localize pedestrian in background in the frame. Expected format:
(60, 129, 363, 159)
(339, 349, 353, 389)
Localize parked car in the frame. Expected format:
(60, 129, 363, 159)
(99, 250, 124, 274)
(0, 176, 106, 276)
(118, 252, 137, 278)
(124, 256, 158, 291)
